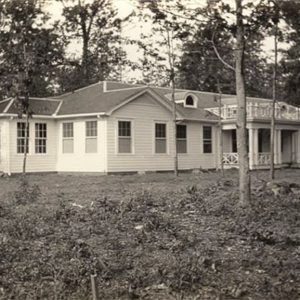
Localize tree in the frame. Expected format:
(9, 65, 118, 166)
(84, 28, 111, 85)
(0, 0, 65, 99)
(0, 0, 65, 173)
(136, 0, 193, 176)
(59, 0, 125, 91)
(235, 0, 251, 205)
(278, 0, 300, 104)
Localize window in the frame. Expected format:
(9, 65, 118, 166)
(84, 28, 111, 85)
(17, 122, 29, 154)
(155, 123, 167, 153)
(186, 95, 194, 106)
(62, 122, 74, 153)
(203, 126, 212, 153)
(35, 123, 47, 153)
(86, 121, 97, 153)
(176, 124, 187, 153)
(232, 129, 237, 153)
(118, 121, 132, 153)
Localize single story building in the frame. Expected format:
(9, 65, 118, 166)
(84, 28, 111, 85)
(0, 81, 300, 174)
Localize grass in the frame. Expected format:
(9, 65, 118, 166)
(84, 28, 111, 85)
(0, 169, 299, 299)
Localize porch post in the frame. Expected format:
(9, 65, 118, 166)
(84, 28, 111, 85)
(296, 130, 300, 164)
(275, 129, 282, 165)
(249, 128, 258, 169)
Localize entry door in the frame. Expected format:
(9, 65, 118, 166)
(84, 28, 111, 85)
(281, 131, 293, 164)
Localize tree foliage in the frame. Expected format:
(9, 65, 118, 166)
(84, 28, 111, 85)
(58, 0, 125, 91)
(0, 0, 65, 99)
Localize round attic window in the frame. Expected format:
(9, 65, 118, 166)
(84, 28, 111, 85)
(186, 95, 195, 106)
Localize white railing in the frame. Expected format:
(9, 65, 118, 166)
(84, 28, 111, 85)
(206, 103, 300, 121)
(223, 152, 271, 166)
(223, 153, 239, 165)
(257, 153, 271, 165)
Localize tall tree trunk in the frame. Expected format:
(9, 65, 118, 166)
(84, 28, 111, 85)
(166, 28, 178, 176)
(270, 19, 278, 181)
(171, 74, 178, 176)
(235, 0, 250, 205)
(82, 36, 89, 83)
(22, 110, 29, 175)
(217, 80, 224, 176)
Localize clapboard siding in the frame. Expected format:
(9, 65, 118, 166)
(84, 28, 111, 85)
(107, 94, 218, 172)
(9, 119, 57, 173)
(0, 121, 9, 173)
(56, 118, 107, 172)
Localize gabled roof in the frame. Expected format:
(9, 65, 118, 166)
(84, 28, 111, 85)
(0, 80, 283, 122)
(55, 82, 147, 116)
(0, 99, 11, 113)
(0, 98, 61, 116)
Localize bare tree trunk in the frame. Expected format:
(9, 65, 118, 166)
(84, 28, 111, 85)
(270, 19, 278, 181)
(217, 80, 224, 176)
(171, 76, 178, 176)
(166, 28, 178, 176)
(235, 0, 250, 205)
(22, 111, 29, 175)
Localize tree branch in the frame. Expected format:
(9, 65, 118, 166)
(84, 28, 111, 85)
(210, 30, 235, 71)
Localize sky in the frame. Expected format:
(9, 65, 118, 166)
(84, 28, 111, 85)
(44, 0, 286, 81)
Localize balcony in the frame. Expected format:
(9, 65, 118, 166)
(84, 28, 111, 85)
(207, 102, 300, 121)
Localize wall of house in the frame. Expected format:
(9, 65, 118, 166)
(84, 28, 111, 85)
(0, 120, 9, 173)
(56, 118, 107, 172)
(8, 118, 57, 173)
(106, 93, 218, 172)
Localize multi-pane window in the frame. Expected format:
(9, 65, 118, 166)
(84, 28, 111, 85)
(232, 129, 237, 153)
(86, 121, 97, 153)
(176, 124, 187, 153)
(155, 123, 167, 153)
(62, 122, 74, 153)
(203, 126, 212, 153)
(17, 122, 29, 154)
(35, 123, 47, 153)
(118, 121, 132, 153)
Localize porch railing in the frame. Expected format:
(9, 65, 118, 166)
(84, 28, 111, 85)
(207, 103, 300, 121)
(222, 152, 271, 166)
(257, 152, 271, 165)
(222, 152, 239, 165)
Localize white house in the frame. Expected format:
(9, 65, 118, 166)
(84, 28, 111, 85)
(0, 81, 300, 174)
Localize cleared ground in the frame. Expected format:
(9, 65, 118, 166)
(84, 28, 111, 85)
(0, 169, 299, 299)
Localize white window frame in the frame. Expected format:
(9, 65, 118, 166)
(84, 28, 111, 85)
(35, 123, 47, 154)
(62, 122, 74, 154)
(85, 120, 98, 153)
(154, 121, 168, 154)
(17, 122, 29, 154)
(176, 124, 187, 154)
(117, 119, 134, 154)
(203, 126, 213, 154)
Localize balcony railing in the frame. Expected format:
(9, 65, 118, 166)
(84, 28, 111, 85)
(207, 103, 300, 121)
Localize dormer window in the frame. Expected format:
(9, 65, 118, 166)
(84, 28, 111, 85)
(184, 94, 197, 108)
(186, 96, 194, 106)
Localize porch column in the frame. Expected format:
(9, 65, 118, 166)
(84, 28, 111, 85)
(296, 130, 300, 163)
(275, 130, 282, 165)
(249, 128, 258, 169)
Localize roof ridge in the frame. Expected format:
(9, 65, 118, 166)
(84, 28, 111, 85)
(29, 97, 61, 102)
(52, 81, 102, 99)
(0, 98, 12, 103)
(104, 86, 147, 93)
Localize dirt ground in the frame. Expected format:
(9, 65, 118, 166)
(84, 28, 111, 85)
(0, 169, 299, 299)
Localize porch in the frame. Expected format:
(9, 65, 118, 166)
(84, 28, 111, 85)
(222, 128, 299, 169)
(208, 102, 300, 121)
